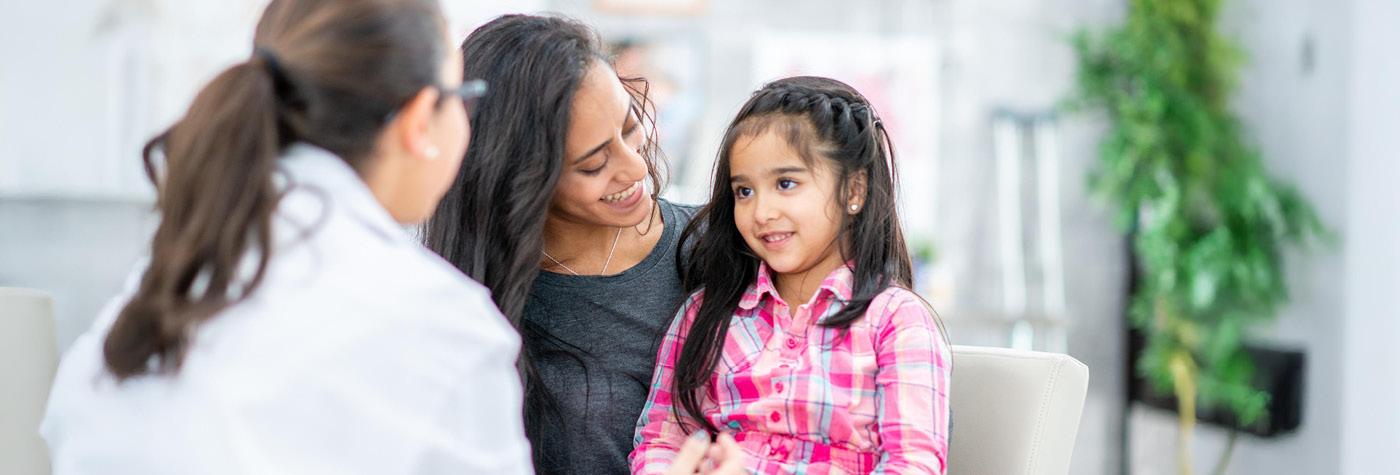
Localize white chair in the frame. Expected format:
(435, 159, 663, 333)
(0, 288, 57, 475)
(948, 345, 1089, 475)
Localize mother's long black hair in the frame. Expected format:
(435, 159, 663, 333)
(419, 14, 663, 466)
(673, 76, 912, 433)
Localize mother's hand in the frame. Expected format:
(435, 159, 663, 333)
(664, 431, 748, 475)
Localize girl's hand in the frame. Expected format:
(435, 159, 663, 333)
(663, 431, 712, 475)
(701, 432, 746, 474)
(663, 431, 748, 475)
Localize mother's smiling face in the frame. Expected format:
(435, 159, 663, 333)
(548, 59, 654, 228)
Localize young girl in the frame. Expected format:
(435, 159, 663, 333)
(631, 76, 952, 474)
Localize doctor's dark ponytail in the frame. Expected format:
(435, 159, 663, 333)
(104, 0, 448, 380)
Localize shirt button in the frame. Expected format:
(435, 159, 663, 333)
(785, 337, 798, 349)
(768, 446, 780, 457)
(770, 411, 782, 422)
(774, 382, 785, 393)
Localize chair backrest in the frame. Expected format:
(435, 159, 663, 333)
(0, 288, 57, 475)
(948, 345, 1089, 475)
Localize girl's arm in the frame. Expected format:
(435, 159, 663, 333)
(871, 290, 953, 474)
(630, 292, 704, 475)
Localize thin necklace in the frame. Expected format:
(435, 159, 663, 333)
(542, 227, 623, 276)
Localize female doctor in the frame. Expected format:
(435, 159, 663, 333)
(38, 0, 525, 473)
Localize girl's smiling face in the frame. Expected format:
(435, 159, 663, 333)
(729, 126, 863, 286)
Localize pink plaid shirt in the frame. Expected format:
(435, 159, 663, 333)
(631, 263, 951, 474)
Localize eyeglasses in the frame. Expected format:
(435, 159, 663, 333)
(384, 79, 488, 124)
(442, 79, 488, 117)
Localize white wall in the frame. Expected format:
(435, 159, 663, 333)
(0, 0, 267, 199)
(1341, 0, 1400, 472)
(0, 200, 155, 350)
(0, 0, 537, 200)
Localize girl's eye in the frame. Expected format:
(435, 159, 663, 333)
(777, 178, 797, 190)
(734, 186, 753, 199)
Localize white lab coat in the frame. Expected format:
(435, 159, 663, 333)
(41, 144, 533, 475)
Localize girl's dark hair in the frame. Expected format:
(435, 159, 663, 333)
(103, 0, 449, 380)
(673, 76, 912, 433)
(419, 14, 663, 465)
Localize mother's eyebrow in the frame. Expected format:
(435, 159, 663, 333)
(573, 139, 611, 164)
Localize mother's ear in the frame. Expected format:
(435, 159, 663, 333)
(389, 86, 443, 160)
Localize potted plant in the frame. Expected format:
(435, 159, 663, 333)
(1069, 0, 1328, 473)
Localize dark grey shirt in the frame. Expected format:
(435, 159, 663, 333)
(523, 199, 698, 475)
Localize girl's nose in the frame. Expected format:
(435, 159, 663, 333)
(752, 193, 780, 224)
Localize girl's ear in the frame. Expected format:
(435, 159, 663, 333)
(845, 170, 868, 214)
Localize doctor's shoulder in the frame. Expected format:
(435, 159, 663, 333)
(326, 241, 518, 347)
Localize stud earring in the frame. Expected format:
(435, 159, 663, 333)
(849, 204, 860, 213)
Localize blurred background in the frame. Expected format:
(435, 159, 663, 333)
(1, 0, 1395, 473)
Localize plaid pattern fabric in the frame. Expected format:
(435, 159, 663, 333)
(631, 263, 951, 474)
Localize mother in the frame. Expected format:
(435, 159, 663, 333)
(423, 14, 720, 474)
